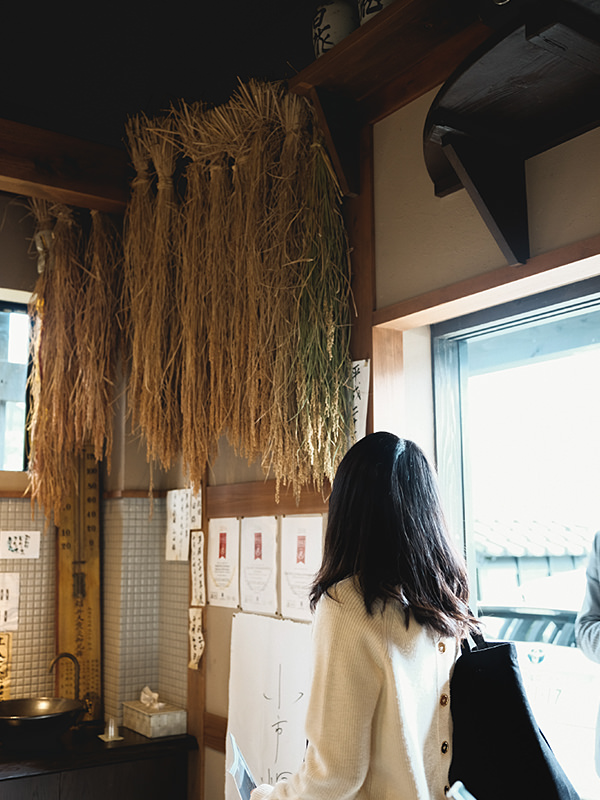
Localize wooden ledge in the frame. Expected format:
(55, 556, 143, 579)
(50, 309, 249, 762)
(206, 479, 330, 519)
(0, 118, 130, 213)
(373, 234, 600, 331)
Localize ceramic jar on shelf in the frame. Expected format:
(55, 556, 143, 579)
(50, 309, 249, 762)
(358, 0, 396, 25)
(312, 1, 359, 58)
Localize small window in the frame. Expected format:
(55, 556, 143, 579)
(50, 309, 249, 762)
(0, 303, 31, 471)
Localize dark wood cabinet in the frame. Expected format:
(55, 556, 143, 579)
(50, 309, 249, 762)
(1, 774, 60, 800)
(59, 752, 187, 800)
(0, 729, 195, 800)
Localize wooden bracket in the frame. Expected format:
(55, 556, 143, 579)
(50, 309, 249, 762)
(441, 131, 529, 265)
(423, 0, 600, 266)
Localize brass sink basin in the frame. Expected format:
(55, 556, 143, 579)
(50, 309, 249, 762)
(0, 697, 86, 746)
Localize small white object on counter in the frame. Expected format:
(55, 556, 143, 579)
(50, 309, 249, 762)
(122, 700, 187, 738)
(99, 716, 124, 742)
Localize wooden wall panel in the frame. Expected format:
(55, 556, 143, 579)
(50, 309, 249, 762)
(205, 480, 329, 519)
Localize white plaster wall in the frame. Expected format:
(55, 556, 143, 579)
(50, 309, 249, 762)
(373, 89, 600, 309)
(0, 192, 37, 295)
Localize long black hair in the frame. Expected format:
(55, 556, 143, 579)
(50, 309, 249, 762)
(310, 432, 475, 638)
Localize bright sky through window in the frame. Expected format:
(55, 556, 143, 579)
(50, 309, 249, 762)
(467, 346, 600, 531)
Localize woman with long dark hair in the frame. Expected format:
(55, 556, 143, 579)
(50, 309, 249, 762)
(251, 432, 476, 800)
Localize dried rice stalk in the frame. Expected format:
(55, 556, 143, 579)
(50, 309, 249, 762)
(28, 201, 83, 521)
(73, 210, 122, 469)
(27, 200, 122, 522)
(123, 113, 182, 476)
(123, 79, 353, 501)
(174, 102, 212, 491)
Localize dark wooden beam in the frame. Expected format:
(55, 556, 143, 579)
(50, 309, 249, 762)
(0, 118, 129, 213)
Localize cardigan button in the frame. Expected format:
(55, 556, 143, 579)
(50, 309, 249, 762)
(440, 693, 449, 706)
(441, 741, 449, 754)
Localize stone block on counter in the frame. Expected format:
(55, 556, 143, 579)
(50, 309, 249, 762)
(122, 700, 187, 739)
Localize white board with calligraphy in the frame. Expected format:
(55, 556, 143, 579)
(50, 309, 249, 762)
(165, 489, 191, 561)
(226, 613, 312, 799)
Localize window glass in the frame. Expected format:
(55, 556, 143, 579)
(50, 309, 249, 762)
(0, 305, 30, 471)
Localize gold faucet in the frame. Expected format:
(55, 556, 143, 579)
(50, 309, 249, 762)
(49, 652, 80, 700)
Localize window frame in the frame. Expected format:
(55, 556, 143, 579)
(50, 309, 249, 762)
(431, 274, 600, 598)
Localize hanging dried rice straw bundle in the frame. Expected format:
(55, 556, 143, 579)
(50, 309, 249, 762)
(72, 210, 123, 469)
(122, 111, 155, 435)
(249, 86, 308, 494)
(293, 119, 353, 491)
(205, 149, 236, 437)
(225, 81, 288, 460)
(27, 201, 84, 522)
(123, 113, 182, 474)
(251, 85, 352, 499)
(175, 101, 214, 490)
(201, 97, 252, 442)
(146, 113, 183, 469)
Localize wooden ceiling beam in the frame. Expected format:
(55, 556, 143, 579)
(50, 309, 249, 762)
(0, 118, 130, 213)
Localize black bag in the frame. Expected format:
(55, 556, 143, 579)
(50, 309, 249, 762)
(449, 631, 580, 800)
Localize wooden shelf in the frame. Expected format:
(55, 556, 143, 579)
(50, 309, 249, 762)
(289, 0, 492, 125)
(0, 118, 130, 213)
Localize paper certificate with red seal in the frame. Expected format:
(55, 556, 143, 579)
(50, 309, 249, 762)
(240, 516, 277, 615)
(280, 515, 323, 622)
(207, 517, 240, 608)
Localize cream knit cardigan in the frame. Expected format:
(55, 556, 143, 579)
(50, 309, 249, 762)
(251, 577, 457, 800)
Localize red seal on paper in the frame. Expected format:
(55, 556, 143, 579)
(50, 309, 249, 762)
(254, 532, 263, 560)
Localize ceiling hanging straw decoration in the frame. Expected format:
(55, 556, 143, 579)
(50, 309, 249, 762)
(123, 79, 353, 501)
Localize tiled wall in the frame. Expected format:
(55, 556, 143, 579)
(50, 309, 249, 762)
(159, 558, 189, 709)
(0, 495, 189, 724)
(0, 499, 55, 698)
(103, 497, 189, 723)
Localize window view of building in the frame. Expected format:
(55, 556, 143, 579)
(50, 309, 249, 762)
(0, 305, 30, 471)
(468, 330, 600, 608)
(433, 277, 600, 800)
